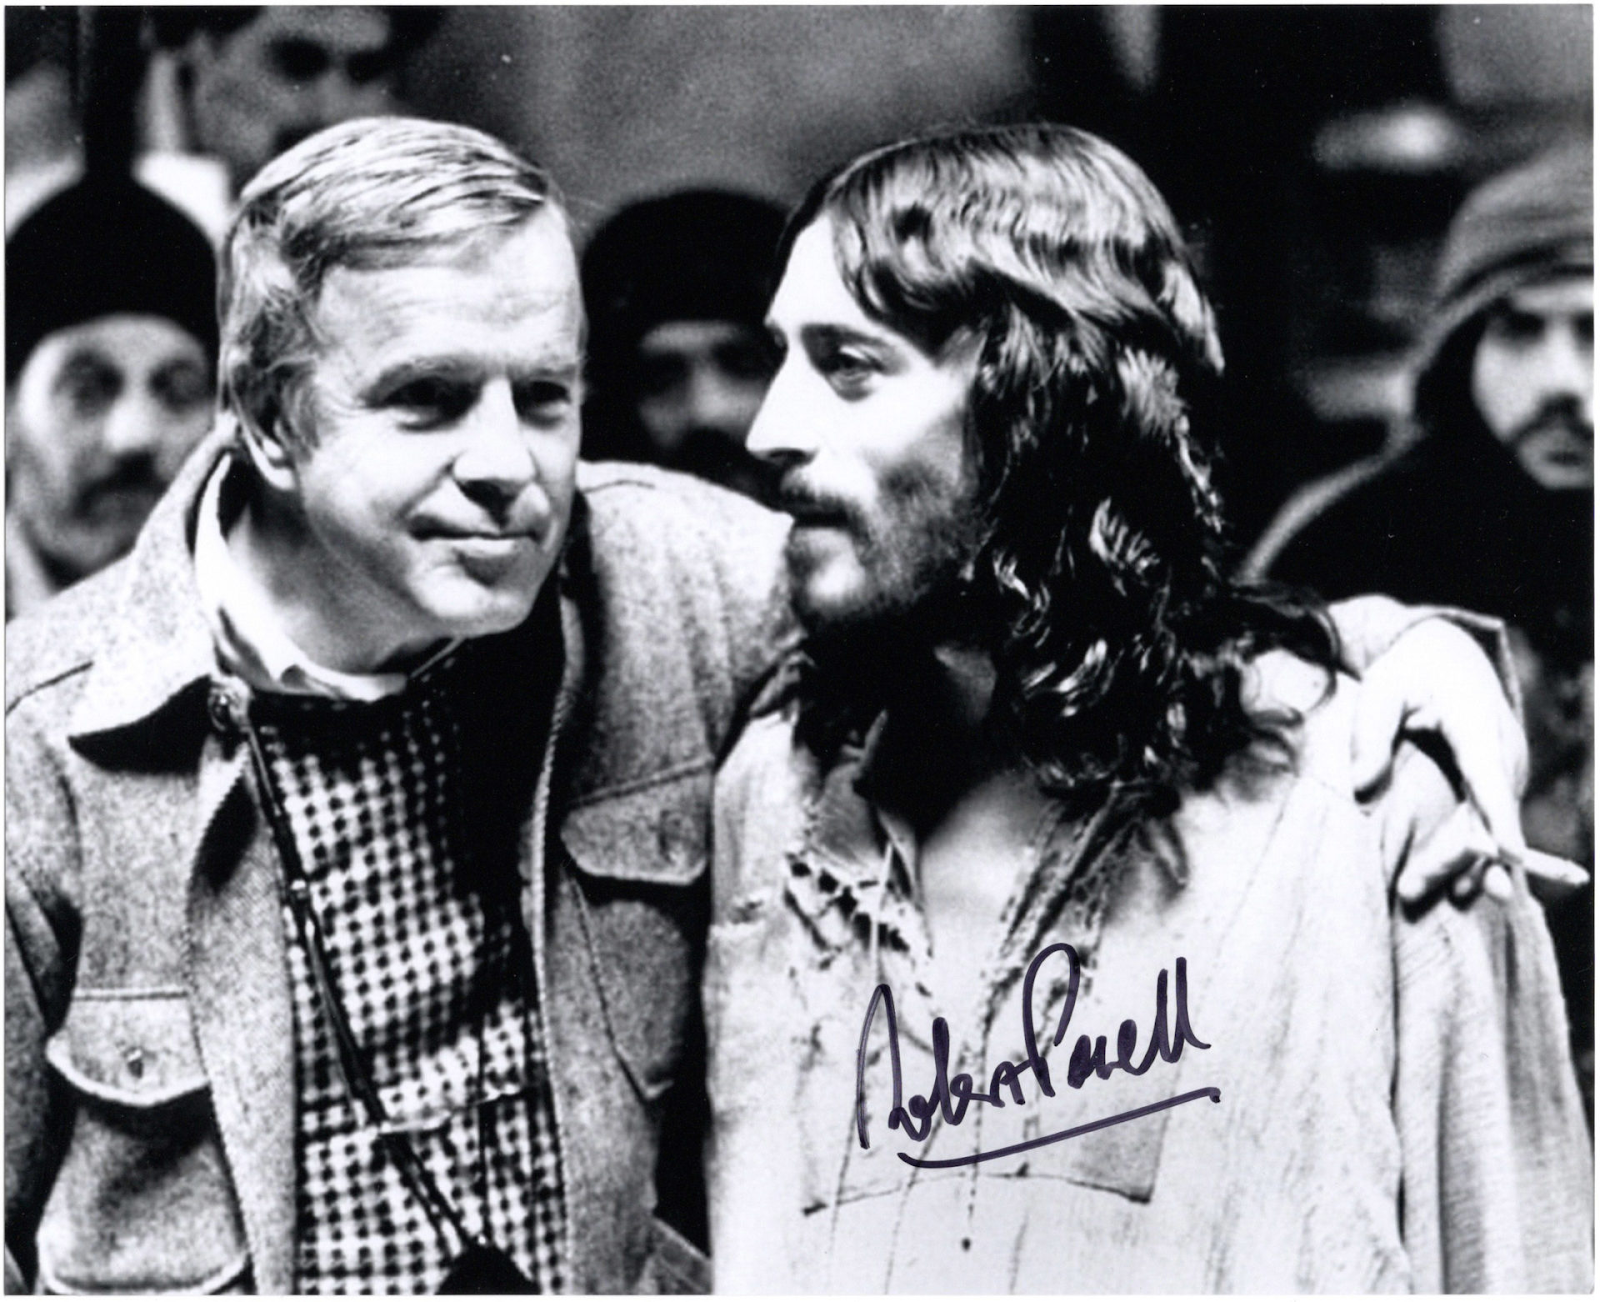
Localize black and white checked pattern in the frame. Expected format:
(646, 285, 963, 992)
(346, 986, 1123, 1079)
(251, 661, 566, 1294)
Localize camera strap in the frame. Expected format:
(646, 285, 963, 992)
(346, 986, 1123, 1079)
(236, 699, 537, 1293)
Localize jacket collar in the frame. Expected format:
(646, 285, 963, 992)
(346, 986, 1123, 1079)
(67, 434, 597, 746)
(68, 429, 228, 743)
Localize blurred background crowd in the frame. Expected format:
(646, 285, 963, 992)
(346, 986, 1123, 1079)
(8, 7, 1590, 521)
(4, 4, 1593, 1107)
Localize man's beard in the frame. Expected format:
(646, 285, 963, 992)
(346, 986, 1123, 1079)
(1509, 397, 1592, 489)
(22, 451, 167, 584)
(778, 474, 986, 655)
(788, 543, 975, 660)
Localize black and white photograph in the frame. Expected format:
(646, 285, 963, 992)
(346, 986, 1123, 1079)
(4, 6, 1593, 1293)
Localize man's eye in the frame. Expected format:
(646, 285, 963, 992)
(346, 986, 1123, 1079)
(152, 363, 212, 412)
(637, 357, 689, 399)
(816, 349, 878, 396)
(343, 50, 396, 85)
(515, 380, 575, 424)
(714, 339, 778, 383)
(1488, 310, 1544, 346)
(58, 363, 120, 415)
(387, 379, 473, 426)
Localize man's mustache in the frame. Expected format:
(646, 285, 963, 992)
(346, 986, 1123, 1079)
(1511, 398, 1592, 448)
(775, 472, 862, 532)
(77, 455, 166, 513)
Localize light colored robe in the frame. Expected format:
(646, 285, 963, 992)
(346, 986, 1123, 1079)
(706, 652, 1592, 1293)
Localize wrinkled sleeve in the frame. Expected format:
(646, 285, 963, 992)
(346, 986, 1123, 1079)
(696, 490, 795, 716)
(1392, 871, 1593, 1291)
(5, 712, 78, 1294)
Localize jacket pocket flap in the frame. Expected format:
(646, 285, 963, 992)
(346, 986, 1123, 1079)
(561, 767, 711, 886)
(38, 1245, 252, 1296)
(45, 991, 208, 1108)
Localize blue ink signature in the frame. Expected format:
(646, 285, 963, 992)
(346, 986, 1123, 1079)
(854, 942, 1218, 1168)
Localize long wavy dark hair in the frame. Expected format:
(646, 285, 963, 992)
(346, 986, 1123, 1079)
(785, 123, 1338, 814)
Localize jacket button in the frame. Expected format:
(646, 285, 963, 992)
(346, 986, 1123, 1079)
(656, 810, 695, 868)
(207, 682, 244, 739)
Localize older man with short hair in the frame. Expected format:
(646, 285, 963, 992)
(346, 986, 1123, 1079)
(5, 116, 786, 1294)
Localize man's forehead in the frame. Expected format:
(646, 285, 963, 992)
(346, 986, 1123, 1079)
(768, 219, 982, 369)
(639, 319, 762, 355)
(309, 217, 583, 366)
(320, 214, 577, 307)
(30, 315, 207, 372)
(767, 221, 871, 330)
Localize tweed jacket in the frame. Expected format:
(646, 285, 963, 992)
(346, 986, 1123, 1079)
(4, 436, 790, 1294)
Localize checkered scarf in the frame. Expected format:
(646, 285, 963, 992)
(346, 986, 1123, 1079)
(251, 656, 566, 1293)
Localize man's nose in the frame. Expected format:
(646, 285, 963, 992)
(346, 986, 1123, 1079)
(745, 364, 818, 461)
(101, 394, 166, 459)
(1540, 320, 1594, 409)
(686, 368, 765, 440)
(452, 383, 536, 500)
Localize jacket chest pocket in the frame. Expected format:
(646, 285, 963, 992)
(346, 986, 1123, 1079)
(39, 991, 250, 1293)
(560, 769, 710, 1103)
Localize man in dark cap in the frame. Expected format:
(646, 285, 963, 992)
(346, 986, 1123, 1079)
(1249, 141, 1594, 1111)
(6, 175, 218, 615)
(581, 188, 786, 502)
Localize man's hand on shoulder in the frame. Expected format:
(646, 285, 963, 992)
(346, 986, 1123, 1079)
(1345, 613, 1588, 905)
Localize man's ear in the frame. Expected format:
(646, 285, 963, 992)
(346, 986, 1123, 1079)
(232, 397, 302, 494)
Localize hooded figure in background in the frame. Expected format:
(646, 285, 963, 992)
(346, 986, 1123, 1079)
(581, 188, 786, 503)
(1248, 142, 1594, 1111)
(6, 176, 218, 616)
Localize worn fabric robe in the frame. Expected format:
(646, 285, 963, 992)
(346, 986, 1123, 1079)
(706, 651, 1593, 1293)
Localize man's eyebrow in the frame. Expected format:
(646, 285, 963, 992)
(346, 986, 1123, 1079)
(797, 323, 893, 353)
(52, 349, 117, 386)
(1491, 304, 1547, 330)
(58, 347, 114, 369)
(361, 354, 580, 401)
(151, 354, 208, 378)
(361, 358, 476, 401)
